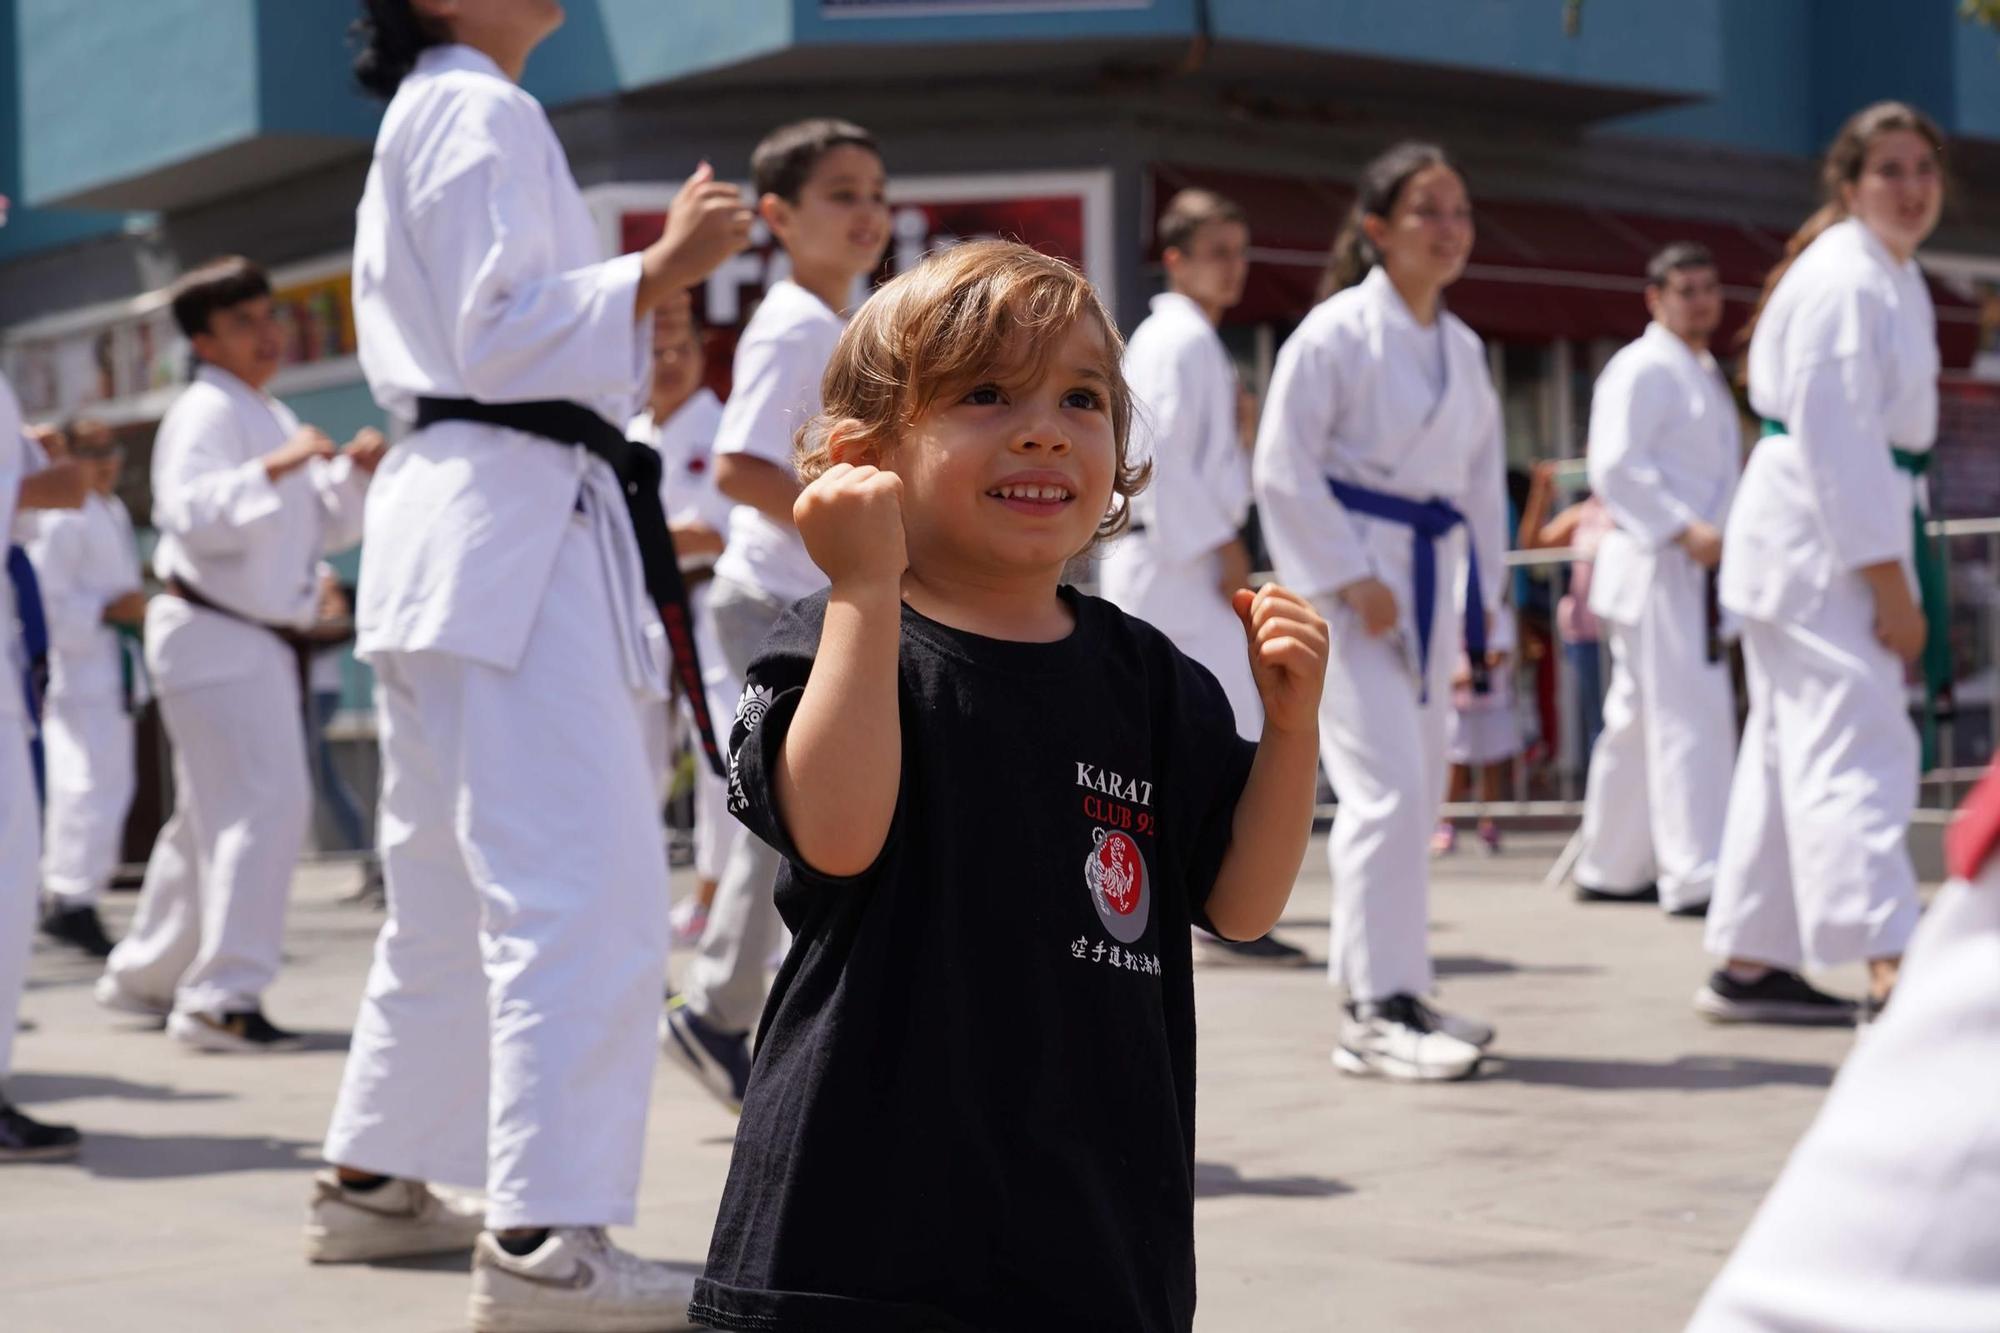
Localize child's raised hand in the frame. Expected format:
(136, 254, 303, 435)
(795, 462, 908, 591)
(1232, 584, 1328, 735)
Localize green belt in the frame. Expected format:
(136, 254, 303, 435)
(1760, 419, 1953, 766)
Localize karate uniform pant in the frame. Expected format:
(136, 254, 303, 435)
(1313, 592, 1455, 1002)
(1, 713, 40, 1079)
(40, 695, 136, 908)
(1688, 869, 2000, 1332)
(682, 574, 790, 1035)
(105, 641, 310, 1015)
(1574, 565, 1736, 912)
(323, 520, 669, 1229)
(1100, 541, 1263, 741)
(1705, 578, 1920, 971)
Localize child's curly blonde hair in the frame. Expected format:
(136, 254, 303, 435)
(795, 238, 1149, 548)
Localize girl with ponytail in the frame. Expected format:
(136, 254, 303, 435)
(314, 1, 752, 1324)
(1253, 141, 1510, 1082)
(1696, 101, 1947, 1033)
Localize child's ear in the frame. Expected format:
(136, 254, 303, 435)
(758, 193, 789, 241)
(826, 420, 875, 467)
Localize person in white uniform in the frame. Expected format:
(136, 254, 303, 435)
(1099, 187, 1310, 968)
(1687, 757, 2000, 1333)
(31, 417, 150, 959)
(1572, 244, 1742, 917)
(312, 3, 750, 1328)
(97, 257, 380, 1051)
(629, 311, 731, 945)
(661, 118, 889, 1116)
(1697, 102, 1944, 1027)
(1254, 142, 1508, 1082)
(0, 368, 88, 1162)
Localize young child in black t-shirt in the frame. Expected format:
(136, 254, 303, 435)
(688, 239, 1327, 1333)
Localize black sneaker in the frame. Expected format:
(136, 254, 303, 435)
(166, 1008, 309, 1052)
(1694, 969, 1857, 1026)
(1194, 929, 1312, 967)
(0, 1099, 81, 1163)
(39, 902, 117, 958)
(660, 999, 751, 1114)
(1666, 900, 1711, 920)
(1574, 882, 1659, 906)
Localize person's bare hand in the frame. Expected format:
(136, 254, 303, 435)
(795, 463, 907, 592)
(644, 162, 754, 302)
(102, 590, 150, 627)
(1337, 576, 1398, 637)
(1677, 519, 1724, 570)
(265, 427, 336, 482)
(1233, 584, 1329, 735)
(342, 427, 389, 474)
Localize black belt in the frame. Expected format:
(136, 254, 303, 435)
(414, 396, 723, 776)
(1704, 569, 1721, 665)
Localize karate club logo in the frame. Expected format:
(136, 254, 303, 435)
(1084, 827, 1150, 944)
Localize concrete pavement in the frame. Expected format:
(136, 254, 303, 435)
(0, 833, 1882, 1332)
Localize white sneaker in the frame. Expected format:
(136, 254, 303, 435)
(95, 972, 171, 1019)
(1410, 997, 1496, 1049)
(1334, 995, 1484, 1082)
(304, 1170, 485, 1263)
(468, 1227, 697, 1332)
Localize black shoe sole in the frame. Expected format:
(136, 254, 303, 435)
(0, 1140, 81, 1163)
(1574, 883, 1659, 905)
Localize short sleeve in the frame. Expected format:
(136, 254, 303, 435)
(724, 594, 902, 901)
(1165, 644, 1258, 933)
(713, 329, 822, 470)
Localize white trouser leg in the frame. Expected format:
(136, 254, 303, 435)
(1574, 621, 1656, 893)
(683, 575, 788, 1034)
(329, 520, 670, 1228)
(1706, 635, 1804, 970)
(1635, 561, 1735, 910)
(0, 715, 40, 1078)
(323, 654, 490, 1192)
(1688, 871, 2000, 1333)
(40, 697, 136, 907)
(107, 652, 310, 1014)
(1315, 594, 1452, 1003)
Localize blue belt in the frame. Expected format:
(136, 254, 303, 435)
(1328, 479, 1487, 699)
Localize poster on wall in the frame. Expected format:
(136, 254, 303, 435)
(588, 169, 1115, 395)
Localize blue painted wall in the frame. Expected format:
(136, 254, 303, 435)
(0, 0, 133, 260)
(1210, 0, 1722, 99)
(794, 0, 1196, 43)
(527, 0, 795, 106)
(1605, 0, 1814, 155)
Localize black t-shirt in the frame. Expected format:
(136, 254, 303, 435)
(689, 586, 1257, 1333)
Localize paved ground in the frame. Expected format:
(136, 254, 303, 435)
(1, 833, 1890, 1332)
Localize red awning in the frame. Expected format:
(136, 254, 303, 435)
(1150, 165, 1980, 368)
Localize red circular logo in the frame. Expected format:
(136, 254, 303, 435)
(1094, 831, 1143, 916)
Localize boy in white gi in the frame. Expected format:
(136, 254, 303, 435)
(0, 366, 88, 1162)
(314, 2, 750, 1327)
(98, 256, 381, 1050)
(1255, 142, 1508, 1083)
(1571, 244, 1741, 918)
(630, 311, 731, 942)
(663, 118, 889, 1113)
(32, 416, 150, 958)
(1688, 759, 2000, 1332)
(1699, 102, 1942, 1027)
(1100, 189, 1309, 968)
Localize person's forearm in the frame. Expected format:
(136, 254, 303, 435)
(1204, 724, 1319, 940)
(716, 454, 804, 526)
(1858, 559, 1908, 601)
(774, 579, 903, 877)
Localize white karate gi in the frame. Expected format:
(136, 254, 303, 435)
(0, 373, 40, 1080)
(103, 366, 367, 1016)
(1099, 292, 1261, 740)
(632, 388, 732, 883)
(1705, 219, 1933, 972)
(29, 492, 147, 908)
(1687, 856, 2000, 1330)
(1574, 322, 1742, 912)
(1254, 267, 1508, 1002)
(322, 43, 670, 1230)
(685, 280, 840, 1033)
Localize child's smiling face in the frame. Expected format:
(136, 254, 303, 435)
(886, 317, 1119, 582)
